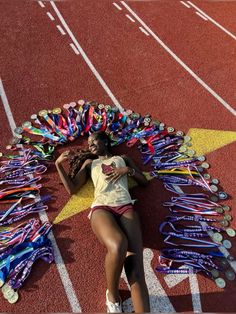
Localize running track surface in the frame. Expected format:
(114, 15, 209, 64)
(0, 0, 236, 312)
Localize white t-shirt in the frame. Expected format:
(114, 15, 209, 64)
(91, 155, 134, 208)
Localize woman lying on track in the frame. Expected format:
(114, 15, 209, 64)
(55, 131, 150, 313)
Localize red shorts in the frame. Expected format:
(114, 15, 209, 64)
(88, 203, 134, 220)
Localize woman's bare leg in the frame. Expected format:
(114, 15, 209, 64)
(91, 209, 128, 304)
(119, 210, 150, 313)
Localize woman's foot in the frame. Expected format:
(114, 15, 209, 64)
(106, 289, 122, 313)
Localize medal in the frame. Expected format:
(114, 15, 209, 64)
(225, 270, 235, 281)
(223, 205, 230, 212)
(212, 232, 223, 243)
(222, 240, 232, 249)
(7, 291, 19, 304)
(226, 228, 236, 237)
(215, 277, 226, 289)
(211, 269, 219, 278)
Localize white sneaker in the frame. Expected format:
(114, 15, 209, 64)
(106, 289, 122, 313)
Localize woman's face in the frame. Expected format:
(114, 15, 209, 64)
(88, 135, 107, 155)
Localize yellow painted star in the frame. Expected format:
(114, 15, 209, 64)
(187, 128, 236, 156)
(54, 128, 236, 224)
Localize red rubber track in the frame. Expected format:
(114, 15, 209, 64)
(0, 0, 236, 312)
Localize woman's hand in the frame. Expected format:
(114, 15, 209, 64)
(105, 167, 129, 183)
(55, 151, 70, 166)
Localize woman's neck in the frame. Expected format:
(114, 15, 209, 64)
(98, 153, 113, 160)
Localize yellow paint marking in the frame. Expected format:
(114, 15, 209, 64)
(53, 172, 153, 224)
(187, 128, 236, 156)
(54, 128, 236, 224)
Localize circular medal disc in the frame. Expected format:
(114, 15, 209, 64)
(226, 228, 236, 237)
(125, 109, 133, 116)
(63, 103, 70, 110)
(52, 107, 62, 114)
(188, 149, 195, 156)
(99, 104, 105, 110)
(184, 135, 191, 142)
(14, 127, 23, 135)
(7, 291, 19, 304)
(2, 284, 12, 294)
(186, 142, 192, 147)
(213, 232, 223, 243)
(0, 279, 4, 288)
(212, 178, 219, 185)
(220, 220, 229, 227)
(159, 126, 165, 131)
(211, 269, 219, 278)
(223, 239, 232, 249)
(224, 214, 232, 222)
(176, 130, 184, 136)
(159, 122, 165, 127)
(215, 277, 226, 289)
(144, 117, 151, 123)
(30, 114, 38, 120)
(201, 162, 210, 169)
(223, 205, 231, 212)
(22, 121, 32, 128)
(144, 121, 150, 127)
(38, 109, 48, 117)
(3, 288, 15, 299)
(77, 99, 85, 105)
(204, 173, 211, 180)
(179, 146, 187, 153)
(227, 255, 235, 262)
(210, 185, 218, 193)
(218, 192, 228, 200)
(215, 207, 224, 214)
(69, 102, 77, 108)
(210, 195, 218, 202)
(225, 270, 236, 281)
(167, 127, 174, 133)
(105, 105, 111, 111)
(197, 155, 206, 162)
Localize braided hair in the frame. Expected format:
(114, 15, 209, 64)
(68, 131, 112, 180)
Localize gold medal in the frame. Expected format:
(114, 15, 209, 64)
(52, 107, 62, 114)
(8, 291, 19, 304)
(38, 109, 48, 117)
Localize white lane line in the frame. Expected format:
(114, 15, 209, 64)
(121, 248, 176, 312)
(139, 26, 150, 36)
(113, 2, 122, 11)
(126, 14, 135, 23)
(70, 43, 80, 55)
(121, 1, 236, 116)
(164, 265, 202, 313)
(47, 12, 55, 21)
(57, 24, 66, 35)
(50, 1, 124, 113)
(0, 78, 82, 313)
(38, 1, 45, 8)
(196, 11, 208, 21)
(187, 1, 236, 40)
(180, 1, 191, 9)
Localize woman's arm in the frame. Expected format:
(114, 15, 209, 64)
(122, 155, 149, 186)
(106, 155, 148, 186)
(55, 151, 92, 195)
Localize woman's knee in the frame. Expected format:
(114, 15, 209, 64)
(124, 254, 145, 285)
(106, 235, 128, 258)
